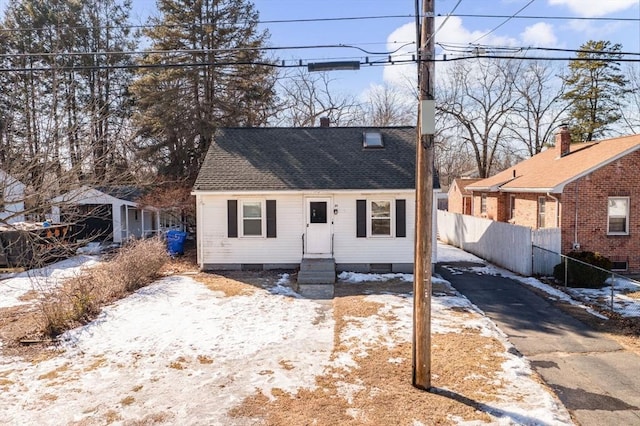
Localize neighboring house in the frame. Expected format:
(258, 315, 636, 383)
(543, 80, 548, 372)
(192, 126, 439, 273)
(447, 178, 481, 215)
(465, 126, 640, 273)
(50, 186, 168, 243)
(0, 169, 25, 224)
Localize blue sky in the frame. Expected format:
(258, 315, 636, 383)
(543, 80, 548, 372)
(243, 0, 640, 95)
(2, 0, 639, 96)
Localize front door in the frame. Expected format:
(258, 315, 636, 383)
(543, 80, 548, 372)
(305, 198, 332, 255)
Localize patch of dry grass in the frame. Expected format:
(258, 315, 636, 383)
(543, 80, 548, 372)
(625, 291, 640, 300)
(230, 294, 508, 425)
(193, 273, 258, 297)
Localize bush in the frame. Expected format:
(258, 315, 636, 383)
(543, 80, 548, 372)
(108, 237, 168, 292)
(553, 251, 612, 288)
(40, 237, 168, 337)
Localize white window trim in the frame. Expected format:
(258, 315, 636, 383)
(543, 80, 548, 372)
(368, 199, 394, 238)
(607, 196, 630, 236)
(538, 196, 546, 228)
(480, 194, 487, 214)
(509, 195, 515, 220)
(240, 199, 265, 238)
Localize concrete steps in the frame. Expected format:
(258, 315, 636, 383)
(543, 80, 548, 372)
(296, 258, 335, 298)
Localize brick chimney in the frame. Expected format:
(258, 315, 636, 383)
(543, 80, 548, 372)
(319, 116, 330, 127)
(555, 124, 571, 157)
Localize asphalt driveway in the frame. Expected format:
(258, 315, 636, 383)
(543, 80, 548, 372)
(437, 261, 640, 426)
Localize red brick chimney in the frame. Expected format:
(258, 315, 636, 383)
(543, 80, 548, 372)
(555, 125, 571, 157)
(319, 116, 330, 127)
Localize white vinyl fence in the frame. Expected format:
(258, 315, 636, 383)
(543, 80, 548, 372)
(437, 210, 561, 276)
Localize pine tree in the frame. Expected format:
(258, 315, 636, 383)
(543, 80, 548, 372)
(130, 0, 276, 182)
(563, 40, 628, 141)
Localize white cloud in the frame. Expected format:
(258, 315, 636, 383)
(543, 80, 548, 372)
(566, 19, 627, 40)
(521, 22, 558, 47)
(548, 0, 637, 17)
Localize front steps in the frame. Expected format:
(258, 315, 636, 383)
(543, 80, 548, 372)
(296, 258, 335, 298)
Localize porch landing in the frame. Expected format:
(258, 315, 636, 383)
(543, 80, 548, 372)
(296, 258, 335, 299)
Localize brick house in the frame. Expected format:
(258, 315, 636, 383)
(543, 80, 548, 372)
(465, 127, 640, 273)
(447, 178, 481, 215)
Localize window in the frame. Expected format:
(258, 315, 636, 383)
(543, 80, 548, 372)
(509, 195, 516, 220)
(370, 200, 391, 236)
(480, 194, 487, 214)
(363, 131, 384, 148)
(611, 261, 628, 271)
(608, 197, 629, 235)
(538, 197, 546, 228)
(242, 201, 263, 236)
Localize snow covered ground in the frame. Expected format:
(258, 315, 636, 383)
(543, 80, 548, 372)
(0, 243, 587, 424)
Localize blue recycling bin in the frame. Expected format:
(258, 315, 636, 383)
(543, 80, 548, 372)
(166, 230, 188, 256)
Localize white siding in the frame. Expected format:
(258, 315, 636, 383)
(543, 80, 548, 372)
(196, 191, 420, 267)
(332, 193, 415, 264)
(198, 194, 305, 265)
(0, 170, 25, 224)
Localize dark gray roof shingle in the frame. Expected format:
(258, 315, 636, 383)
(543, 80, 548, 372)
(193, 127, 417, 192)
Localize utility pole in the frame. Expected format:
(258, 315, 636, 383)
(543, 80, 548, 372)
(413, 0, 435, 391)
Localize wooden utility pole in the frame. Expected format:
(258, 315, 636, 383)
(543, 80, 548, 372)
(413, 0, 435, 391)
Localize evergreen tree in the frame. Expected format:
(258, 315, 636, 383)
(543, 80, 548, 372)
(130, 0, 277, 182)
(563, 40, 628, 141)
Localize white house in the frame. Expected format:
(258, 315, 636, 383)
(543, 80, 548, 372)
(192, 126, 439, 273)
(50, 186, 166, 243)
(0, 169, 25, 224)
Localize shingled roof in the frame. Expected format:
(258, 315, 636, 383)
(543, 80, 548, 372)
(466, 134, 640, 193)
(193, 127, 418, 192)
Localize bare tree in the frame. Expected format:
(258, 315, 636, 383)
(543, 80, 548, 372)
(511, 61, 569, 156)
(363, 83, 415, 126)
(274, 69, 364, 127)
(619, 64, 640, 134)
(437, 58, 518, 178)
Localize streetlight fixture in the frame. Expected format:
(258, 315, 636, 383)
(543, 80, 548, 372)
(307, 61, 360, 72)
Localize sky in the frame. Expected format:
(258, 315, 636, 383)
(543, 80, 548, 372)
(131, 0, 640, 98)
(0, 242, 579, 424)
(0, 0, 638, 97)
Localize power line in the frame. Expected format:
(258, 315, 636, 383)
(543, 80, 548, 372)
(446, 13, 640, 22)
(0, 42, 415, 59)
(471, 0, 537, 44)
(4, 49, 640, 74)
(426, 0, 463, 45)
(2, 12, 640, 35)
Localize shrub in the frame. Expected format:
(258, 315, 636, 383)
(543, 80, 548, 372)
(553, 251, 612, 288)
(108, 237, 168, 292)
(39, 237, 168, 338)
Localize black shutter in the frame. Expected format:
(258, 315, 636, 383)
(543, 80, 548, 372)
(396, 199, 406, 238)
(227, 200, 238, 238)
(356, 199, 367, 238)
(266, 200, 277, 238)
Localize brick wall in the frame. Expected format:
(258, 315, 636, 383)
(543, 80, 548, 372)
(448, 183, 465, 214)
(560, 151, 640, 273)
(506, 193, 560, 229)
(471, 192, 511, 222)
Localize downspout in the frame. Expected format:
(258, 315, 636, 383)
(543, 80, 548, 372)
(573, 179, 580, 249)
(547, 192, 560, 228)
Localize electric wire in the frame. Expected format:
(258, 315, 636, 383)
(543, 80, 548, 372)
(471, 0, 536, 44)
(1, 12, 640, 34)
(426, 0, 463, 45)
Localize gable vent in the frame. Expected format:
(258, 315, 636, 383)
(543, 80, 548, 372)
(363, 131, 384, 148)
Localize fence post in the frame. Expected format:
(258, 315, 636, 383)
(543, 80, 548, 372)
(564, 256, 568, 287)
(611, 272, 615, 312)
